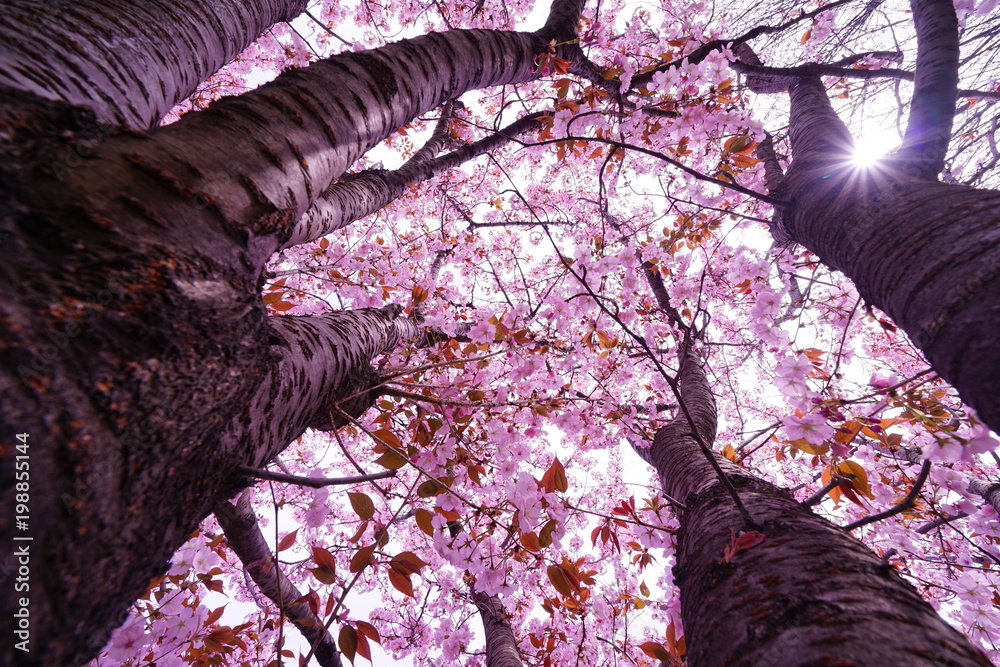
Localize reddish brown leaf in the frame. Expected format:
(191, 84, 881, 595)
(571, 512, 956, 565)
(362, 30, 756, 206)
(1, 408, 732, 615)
(387, 568, 415, 598)
(339, 625, 358, 664)
(277, 529, 298, 552)
(356, 620, 381, 644)
(639, 641, 672, 661)
(348, 492, 376, 520)
(390, 551, 428, 576)
(312, 546, 337, 572)
(414, 508, 435, 536)
(349, 544, 376, 573)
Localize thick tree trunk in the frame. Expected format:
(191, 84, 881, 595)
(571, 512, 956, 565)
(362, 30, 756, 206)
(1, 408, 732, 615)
(745, 0, 1000, 432)
(0, 91, 416, 662)
(0, 0, 308, 128)
(0, 1, 583, 662)
(775, 74, 1000, 434)
(645, 351, 991, 666)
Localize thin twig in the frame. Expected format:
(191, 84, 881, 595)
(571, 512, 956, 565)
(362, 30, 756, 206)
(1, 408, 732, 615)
(844, 460, 931, 531)
(801, 474, 854, 508)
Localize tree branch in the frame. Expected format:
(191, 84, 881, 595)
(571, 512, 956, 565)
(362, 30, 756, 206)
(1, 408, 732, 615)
(801, 474, 854, 508)
(236, 465, 396, 488)
(215, 495, 343, 667)
(843, 460, 931, 531)
(897, 0, 960, 177)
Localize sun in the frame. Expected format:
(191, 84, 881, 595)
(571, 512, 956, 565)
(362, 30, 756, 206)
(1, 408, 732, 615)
(851, 129, 900, 168)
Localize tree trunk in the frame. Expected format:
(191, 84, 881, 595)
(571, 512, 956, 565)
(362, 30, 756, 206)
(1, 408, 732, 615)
(775, 74, 1000, 434)
(644, 350, 991, 666)
(0, 0, 308, 128)
(472, 590, 525, 667)
(747, 0, 1000, 432)
(0, 1, 583, 662)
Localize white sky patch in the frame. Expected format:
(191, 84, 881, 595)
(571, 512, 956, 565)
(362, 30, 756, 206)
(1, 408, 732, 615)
(851, 128, 900, 168)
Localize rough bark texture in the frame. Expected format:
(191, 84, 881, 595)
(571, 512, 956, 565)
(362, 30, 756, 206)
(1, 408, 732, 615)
(646, 351, 991, 667)
(0, 0, 585, 662)
(0, 0, 308, 128)
(0, 92, 414, 667)
(216, 495, 342, 667)
(776, 73, 1000, 434)
(473, 590, 525, 667)
(743, 0, 1000, 432)
(285, 113, 544, 250)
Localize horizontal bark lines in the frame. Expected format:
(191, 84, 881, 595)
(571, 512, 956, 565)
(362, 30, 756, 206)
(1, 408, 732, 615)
(672, 481, 991, 666)
(647, 354, 990, 666)
(778, 75, 1000, 431)
(283, 113, 544, 249)
(0, 0, 308, 127)
(243, 307, 419, 466)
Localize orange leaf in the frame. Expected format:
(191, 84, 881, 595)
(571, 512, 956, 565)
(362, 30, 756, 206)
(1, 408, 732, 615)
(205, 605, 226, 626)
(372, 429, 402, 449)
(639, 641, 672, 661)
(520, 531, 542, 552)
(547, 565, 575, 597)
(262, 291, 284, 304)
(732, 154, 761, 169)
(414, 508, 435, 536)
(541, 457, 569, 493)
(374, 450, 408, 469)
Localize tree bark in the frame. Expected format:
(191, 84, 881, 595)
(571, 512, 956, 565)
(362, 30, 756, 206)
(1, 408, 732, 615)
(0, 0, 308, 128)
(216, 494, 342, 667)
(775, 72, 1000, 434)
(746, 0, 1000, 434)
(644, 350, 991, 666)
(896, 0, 959, 178)
(472, 590, 525, 667)
(446, 521, 525, 666)
(0, 1, 584, 662)
(284, 112, 544, 251)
